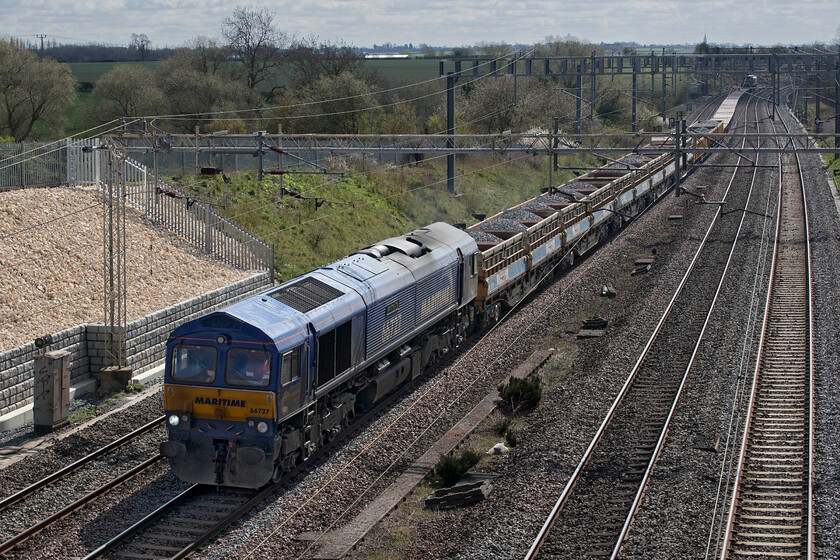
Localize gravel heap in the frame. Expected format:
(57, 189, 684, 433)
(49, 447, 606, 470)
(519, 201, 555, 214)
(0, 187, 253, 352)
(620, 154, 652, 166)
(467, 231, 503, 243)
(500, 209, 542, 222)
(475, 218, 527, 232)
(538, 193, 575, 204)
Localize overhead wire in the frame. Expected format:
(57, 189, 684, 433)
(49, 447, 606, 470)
(124, 49, 536, 125)
(0, 117, 142, 172)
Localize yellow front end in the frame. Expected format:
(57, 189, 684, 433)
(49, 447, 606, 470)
(160, 384, 280, 488)
(164, 385, 275, 421)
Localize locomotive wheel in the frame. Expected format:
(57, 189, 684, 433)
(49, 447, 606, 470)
(490, 303, 501, 324)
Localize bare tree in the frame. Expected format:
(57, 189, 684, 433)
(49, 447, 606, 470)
(475, 42, 514, 59)
(156, 53, 263, 133)
(130, 33, 151, 61)
(293, 72, 381, 134)
(286, 37, 363, 88)
(0, 40, 77, 140)
(460, 78, 518, 134)
(221, 6, 288, 90)
(187, 36, 231, 75)
(421, 44, 439, 58)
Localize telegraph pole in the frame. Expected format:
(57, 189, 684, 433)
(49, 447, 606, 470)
(632, 64, 638, 133)
(590, 51, 596, 121)
(36, 34, 46, 57)
(815, 72, 821, 134)
(661, 49, 667, 121)
(447, 72, 457, 193)
(576, 64, 583, 140)
(835, 54, 839, 159)
(101, 140, 128, 371)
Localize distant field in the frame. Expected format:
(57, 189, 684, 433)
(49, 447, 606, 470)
(68, 61, 160, 83)
(66, 58, 440, 86)
(361, 58, 441, 83)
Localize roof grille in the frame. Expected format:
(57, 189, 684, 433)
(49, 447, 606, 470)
(269, 277, 344, 313)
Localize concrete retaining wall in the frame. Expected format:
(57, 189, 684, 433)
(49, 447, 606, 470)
(0, 272, 271, 418)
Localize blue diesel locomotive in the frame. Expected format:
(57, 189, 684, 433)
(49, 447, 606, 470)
(161, 222, 480, 487)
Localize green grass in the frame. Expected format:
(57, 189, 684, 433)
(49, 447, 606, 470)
(827, 153, 840, 193)
(361, 58, 441, 83)
(63, 90, 105, 137)
(68, 61, 160, 84)
(177, 153, 562, 282)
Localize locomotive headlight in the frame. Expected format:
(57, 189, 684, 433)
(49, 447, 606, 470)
(256, 421, 269, 434)
(168, 414, 180, 427)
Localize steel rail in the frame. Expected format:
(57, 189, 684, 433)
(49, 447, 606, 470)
(717, 113, 785, 560)
(524, 92, 759, 560)
(779, 99, 815, 560)
(608, 95, 768, 560)
(718, 102, 814, 560)
(0, 415, 165, 513)
(0, 454, 164, 555)
(80, 484, 203, 560)
(701, 96, 780, 560)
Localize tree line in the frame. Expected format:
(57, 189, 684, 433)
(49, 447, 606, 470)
(1, 5, 682, 143)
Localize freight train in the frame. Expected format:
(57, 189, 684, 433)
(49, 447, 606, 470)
(160, 105, 734, 488)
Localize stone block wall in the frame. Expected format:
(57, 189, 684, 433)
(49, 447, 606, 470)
(0, 272, 271, 418)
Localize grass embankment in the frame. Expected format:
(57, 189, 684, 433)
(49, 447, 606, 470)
(827, 153, 840, 192)
(176, 153, 590, 282)
(799, 102, 840, 192)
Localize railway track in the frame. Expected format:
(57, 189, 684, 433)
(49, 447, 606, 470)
(0, 416, 165, 556)
(76, 351, 460, 560)
(718, 104, 814, 559)
(525, 92, 776, 559)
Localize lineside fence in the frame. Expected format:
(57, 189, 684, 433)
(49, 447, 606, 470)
(0, 139, 68, 189)
(1, 137, 274, 274)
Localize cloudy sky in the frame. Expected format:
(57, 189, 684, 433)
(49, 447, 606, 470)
(1, 0, 837, 49)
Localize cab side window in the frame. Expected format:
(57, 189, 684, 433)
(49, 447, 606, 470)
(281, 347, 301, 386)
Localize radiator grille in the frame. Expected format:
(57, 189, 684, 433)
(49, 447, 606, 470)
(269, 277, 345, 313)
